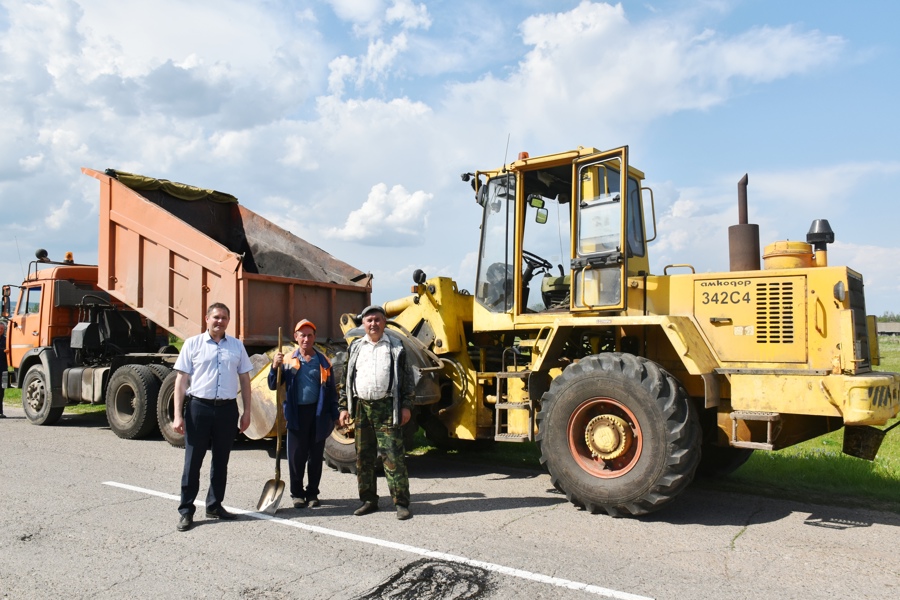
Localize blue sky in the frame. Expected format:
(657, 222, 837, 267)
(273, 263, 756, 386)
(1, 0, 899, 316)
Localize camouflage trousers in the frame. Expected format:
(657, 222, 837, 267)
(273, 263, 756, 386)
(354, 398, 409, 507)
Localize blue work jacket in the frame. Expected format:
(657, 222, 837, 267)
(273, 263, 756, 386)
(268, 348, 339, 442)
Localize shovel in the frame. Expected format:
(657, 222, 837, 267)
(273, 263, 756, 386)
(257, 327, 286, 514)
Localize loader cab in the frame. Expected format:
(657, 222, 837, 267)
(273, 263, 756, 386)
(472, 147, 651, 324)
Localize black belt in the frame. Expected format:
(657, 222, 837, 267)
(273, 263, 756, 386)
(190, 395, 235, 406)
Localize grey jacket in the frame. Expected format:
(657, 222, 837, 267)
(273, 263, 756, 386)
(340, 332, 415, 425)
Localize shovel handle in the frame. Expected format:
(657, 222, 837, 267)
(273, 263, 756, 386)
(275, 327, 284, 480)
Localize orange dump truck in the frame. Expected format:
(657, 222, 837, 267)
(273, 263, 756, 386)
(2, 168, 370, 444)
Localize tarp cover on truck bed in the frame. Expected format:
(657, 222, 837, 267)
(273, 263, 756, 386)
(107, 169, 366, 287)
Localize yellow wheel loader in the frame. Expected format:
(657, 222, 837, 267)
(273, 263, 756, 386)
(328, 146, 900, 516)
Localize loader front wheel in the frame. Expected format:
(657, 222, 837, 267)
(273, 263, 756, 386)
(324, 424, 357, 473)
(536, 353, 700, 516)
(22, 365, 64, 426)
(106, 365, 160, 440)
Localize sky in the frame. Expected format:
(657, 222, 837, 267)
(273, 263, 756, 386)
(1, 0, 899, 317)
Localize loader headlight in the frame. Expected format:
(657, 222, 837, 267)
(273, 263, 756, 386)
(833, 281, 846, 302)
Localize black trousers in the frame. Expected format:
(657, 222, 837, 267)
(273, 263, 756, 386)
(179, 398, 238, 516)
(286, 403, 326, 500)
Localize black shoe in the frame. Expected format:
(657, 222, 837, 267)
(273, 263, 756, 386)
(205, 507, 236, 520)
(354, 501, 378, 516)
(177, 514, 193, 532)
(292, 497, 308, 509)
(0, 413, 6, 419)
(396, 505, 411, 520)
(307, 496, 320, 508)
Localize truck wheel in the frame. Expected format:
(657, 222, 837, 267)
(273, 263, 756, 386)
(22, 365, 64, 426)
(156, 371, 184, 448)
(697, 445, 753, 478)
(536, 353, 701, 516)
(148, 364, 172, 382)
(324, 425, 357, 473)
(106, 364, 160, 439)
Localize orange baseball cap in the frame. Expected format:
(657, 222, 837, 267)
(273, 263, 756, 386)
(294, 319, 317, 333)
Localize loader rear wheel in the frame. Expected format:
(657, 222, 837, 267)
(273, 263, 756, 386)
(106, 365, 160, 440)
(325, 424, 357, 473)
(22, 365, 64, 426)
(156, 371, 184, 448)
(536, 353, 701, 516)
(697, 445, 753, 478)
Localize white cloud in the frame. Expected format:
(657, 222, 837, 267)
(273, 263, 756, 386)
(325, 182, 433, 246)
(386, 0, 431, 30)
(45, 199, 71, 230)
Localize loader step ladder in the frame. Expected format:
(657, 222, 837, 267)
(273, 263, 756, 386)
(494, 370, 535, 442)
(730, 411, 781, 451)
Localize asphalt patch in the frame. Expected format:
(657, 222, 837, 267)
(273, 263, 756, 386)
(354, 558, 495, 600)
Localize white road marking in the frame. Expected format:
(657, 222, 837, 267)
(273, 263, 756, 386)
(103, 480, 653, 600)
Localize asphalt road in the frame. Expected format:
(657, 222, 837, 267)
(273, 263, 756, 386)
(1, 406, 897, 600)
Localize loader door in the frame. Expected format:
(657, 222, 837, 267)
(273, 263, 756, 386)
(475, 172, 517, 313)
(572, 148, 629, 311)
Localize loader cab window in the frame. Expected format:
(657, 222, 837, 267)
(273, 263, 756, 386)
(475, 174, 516, 313)
(625, 178, 645, 258)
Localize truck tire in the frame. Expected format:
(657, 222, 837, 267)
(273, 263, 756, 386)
(324, 426, 357, 473)
(106, 364, 160, 440)
(536, 353, 701, 516)
(148, 364, 172, 382)
(22, 365, 65, 426)
(156, 371, 184, 448)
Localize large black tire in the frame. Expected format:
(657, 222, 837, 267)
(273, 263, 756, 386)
(106, 364, 160, 439)
(21, 365, 64, 426)
(324, 416, 416, 473)
(147, 364, 173, 382)
(324, 425, 357, 473)
(536, 353, 701, 517)
(697, 445, 753, 478)
(156, 371, 184, 448)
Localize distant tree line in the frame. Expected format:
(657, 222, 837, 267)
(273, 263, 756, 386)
(879, 312, 900, 322)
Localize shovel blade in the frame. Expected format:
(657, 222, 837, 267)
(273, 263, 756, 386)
(257, 479, 286, 514)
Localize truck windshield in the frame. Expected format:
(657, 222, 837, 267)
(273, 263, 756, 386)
(475, 174, 516, 313)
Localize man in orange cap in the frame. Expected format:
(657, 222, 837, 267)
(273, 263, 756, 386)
(269, 318, 340, 508)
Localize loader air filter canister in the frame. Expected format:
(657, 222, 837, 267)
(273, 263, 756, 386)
(762, 241, 814, 270)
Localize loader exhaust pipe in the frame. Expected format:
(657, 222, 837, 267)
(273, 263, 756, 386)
(728, 174, 760, 272)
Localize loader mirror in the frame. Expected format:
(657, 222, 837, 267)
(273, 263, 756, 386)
(476, 184, 487, 206)
(1, 285, 9, 318)
(527, 195, 548, 223)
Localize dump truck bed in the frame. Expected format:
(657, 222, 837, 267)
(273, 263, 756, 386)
(83, 168, 370, 347)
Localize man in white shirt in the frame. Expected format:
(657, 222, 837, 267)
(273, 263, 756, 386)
(172, 303, 252, 532)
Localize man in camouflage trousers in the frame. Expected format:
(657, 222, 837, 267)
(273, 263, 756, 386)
(338, 304, 415, 520)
